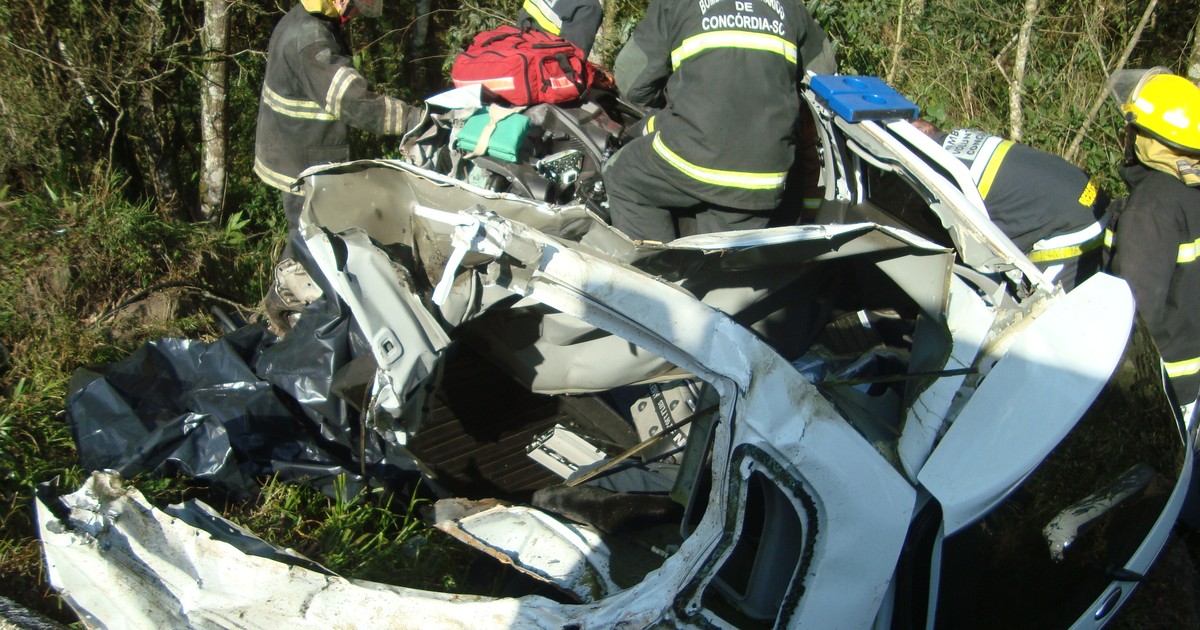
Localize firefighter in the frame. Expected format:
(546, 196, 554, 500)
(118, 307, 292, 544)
(254, 0, 425, 331)
(912, 120, 1110, 292)
(603, 0, 836, 243)
(517, 0, 604, 57)
(1105, 68, 1200, 411)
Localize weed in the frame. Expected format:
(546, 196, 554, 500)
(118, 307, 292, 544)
(223, 475, 474, 591)
(0, 167, 276, 622)
(223, 210, 253, 245)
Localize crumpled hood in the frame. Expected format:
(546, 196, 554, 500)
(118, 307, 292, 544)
(1135, 133, 1200, 187)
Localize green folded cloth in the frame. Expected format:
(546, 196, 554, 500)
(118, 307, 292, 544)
(456, 108, 530, 163)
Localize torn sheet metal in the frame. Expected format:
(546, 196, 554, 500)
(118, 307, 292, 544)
(397, 205, 919, 628)
(47, 82, 1193, 629)
(302, 162, 956, 401)
(430, 498, 617, 602)
(920, 273, 1137, 534)
(526, 425, 606, 479)
(304, 227, 450, 421)
(842, 116, 1048, 286)
(36, 472, 570, 630)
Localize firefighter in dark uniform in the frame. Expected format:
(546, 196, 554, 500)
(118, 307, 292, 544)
(913, 121, 1109, 292)
(255, 0, 423, 328)
(603, 0, 836, 243)
(517, 0, 604, 56)
(1105, 68, 1200, 411)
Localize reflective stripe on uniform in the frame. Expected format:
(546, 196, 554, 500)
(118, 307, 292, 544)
(254, 157, 302, 193)
(325, 66, 361, 120)
(1166, 356, 1200, 379)
(646, 115, 656, 134)
(1028, 221, 1104, 263)
(976, 139, 1014, 200)
(263, 84, 336, 121)
(652, 133, 786, 190)
(1178, 237, 1200, 264)
(523, 0, 563, 34)
(1105, 227, 1200, 265)
(384, 97, 407, 136)
(1027, 235, 1104, 263)
(671, 31, 798, 70)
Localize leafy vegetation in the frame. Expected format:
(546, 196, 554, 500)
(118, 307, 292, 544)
(1, 0, 1198, 624)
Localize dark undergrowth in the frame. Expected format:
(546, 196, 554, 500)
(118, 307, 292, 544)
(0, 172, 474, 624)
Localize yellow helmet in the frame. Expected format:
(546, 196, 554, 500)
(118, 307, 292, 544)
(300, 0, 382, 18)
(1108, 68, 1200, 153)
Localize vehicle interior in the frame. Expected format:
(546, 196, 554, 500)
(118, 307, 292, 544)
(301, 88, 986, 626)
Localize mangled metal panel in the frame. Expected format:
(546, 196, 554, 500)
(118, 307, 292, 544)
(37, 473, 571, 630)
(832, 116, 1049, 288)
(919, 273, 1138, 532)
(429, 498, 617, 602)
(300, 159, 956, 397)
(50, 195, 923, 627)
(305, 226, 449, 424)
(897, 274, 998, 478)
(363, 206, 919, 627)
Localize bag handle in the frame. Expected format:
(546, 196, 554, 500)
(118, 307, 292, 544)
(543, 52, 587, 94)
(481, 28, 522, 47)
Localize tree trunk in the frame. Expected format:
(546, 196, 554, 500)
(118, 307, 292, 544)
(199, 0, 230, 223)
(408, 0, 433, 90)
(130, 0, 187, 221)
(1187, 12, 1200, 83)
(1010, 0, 1040, 141)
(134, 86, 185, 221)
(886, 0, 908, 85)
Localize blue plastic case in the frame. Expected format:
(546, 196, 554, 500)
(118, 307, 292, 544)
(809, 75, 920, 123)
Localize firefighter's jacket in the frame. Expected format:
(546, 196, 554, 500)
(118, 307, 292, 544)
(1107, 163, 1200, 403)
(613, 0, 835, 211)
(518, 0, 603, 56)
(938, 129, 1107, 260)
(254, 4, 411, 194)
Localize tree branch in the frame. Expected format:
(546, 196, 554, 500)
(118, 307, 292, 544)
(54, 39, 109, 133)
(993, 33, 1018, 84)
(1065, 0, 1158, 162)
(886, 0, 908, 85)
(1010, 0, 1040, 141)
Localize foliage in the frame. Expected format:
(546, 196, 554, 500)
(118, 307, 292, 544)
(815, 0, 1198, 196)
(0, 168, 274, 622)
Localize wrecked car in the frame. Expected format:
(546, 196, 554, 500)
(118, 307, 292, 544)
(41, 79, 1193, 628)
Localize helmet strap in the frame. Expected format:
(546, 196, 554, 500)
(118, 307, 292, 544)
(1124, 124, 1138, 166)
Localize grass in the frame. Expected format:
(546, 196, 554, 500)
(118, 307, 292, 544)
(221, 475, 473, 590)
(0, 170, 471, 624)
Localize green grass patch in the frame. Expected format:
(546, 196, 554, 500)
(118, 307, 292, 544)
(223, 476, 474, 591)
(0, 169, 278, 622)
(0, 168, 478, 623)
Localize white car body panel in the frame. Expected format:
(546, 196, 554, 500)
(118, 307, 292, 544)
(38, 80, 1193, 629)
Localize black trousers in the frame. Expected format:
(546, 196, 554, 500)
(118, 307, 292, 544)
(603, 133, 770, 243)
